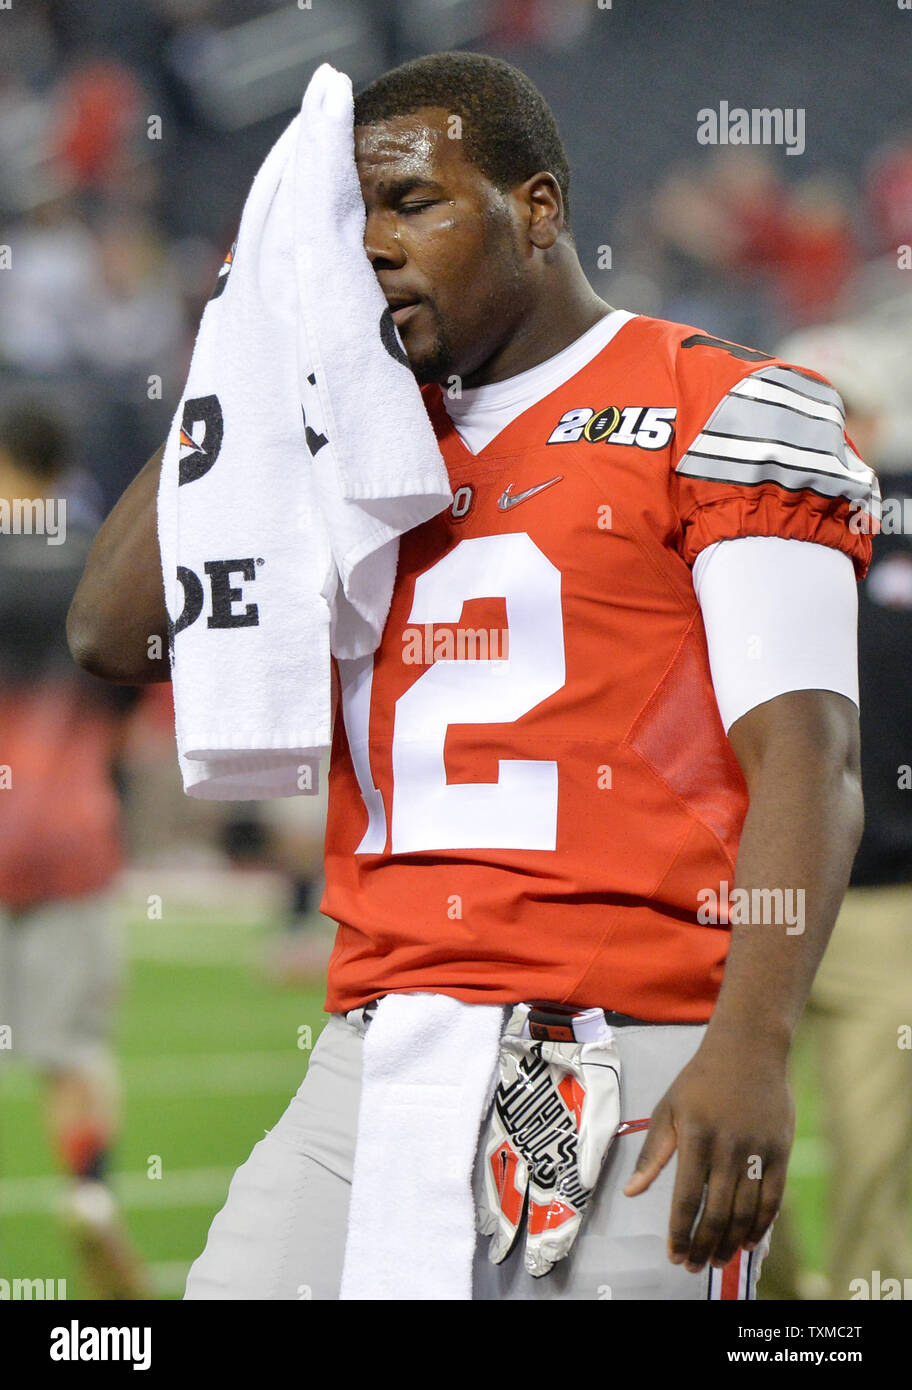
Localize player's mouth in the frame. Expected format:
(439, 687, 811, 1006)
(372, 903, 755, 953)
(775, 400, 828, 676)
(388, 296, 423, 327)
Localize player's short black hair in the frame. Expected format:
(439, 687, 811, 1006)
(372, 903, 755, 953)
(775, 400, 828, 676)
(0, 398, 69, 480)
(353, 51, 573, 234)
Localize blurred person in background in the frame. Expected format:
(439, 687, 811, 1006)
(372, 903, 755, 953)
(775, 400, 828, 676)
(0, 194, 98, 376)
(641, 151, 860, 350)
(0, 398, 151, 1299)
(0, 197, 189, 495)
(866, 130, 912, 256)
(760, 327, 912, 1300)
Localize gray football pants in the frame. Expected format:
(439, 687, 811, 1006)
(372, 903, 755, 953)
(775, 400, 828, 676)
(184, 1007, 768, 1300)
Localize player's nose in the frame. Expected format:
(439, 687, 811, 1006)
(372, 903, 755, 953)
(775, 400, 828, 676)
(363, 210, 407, 270)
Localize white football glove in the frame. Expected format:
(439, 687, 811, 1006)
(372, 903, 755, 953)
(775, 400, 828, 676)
(477, 1003, 621, 1277)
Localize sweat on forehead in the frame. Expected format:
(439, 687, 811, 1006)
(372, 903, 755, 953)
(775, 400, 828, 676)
(352, 51, 572, 223)
(354, 110, 478, 184)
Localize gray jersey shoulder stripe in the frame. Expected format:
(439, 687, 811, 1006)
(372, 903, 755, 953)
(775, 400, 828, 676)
(731, 377, 845, 428)
(845, 443, 871, 474)
(727, 379, 845, 425)
(675, 364, 879, 514)
(677, 456, 875, 506)
(699, 398, 844, 454)
(680, 447, 860, 486)
(684, 433, 867, 485)
(750, 365, 845, 414)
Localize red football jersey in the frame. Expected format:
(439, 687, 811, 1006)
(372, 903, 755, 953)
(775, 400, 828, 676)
(0, 685, 125, 909)
(321, 314, 878, 1021)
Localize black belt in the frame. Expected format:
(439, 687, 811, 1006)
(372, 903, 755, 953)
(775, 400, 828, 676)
(525, 1001, 651, 1042)
(359, 998, 654, 1035)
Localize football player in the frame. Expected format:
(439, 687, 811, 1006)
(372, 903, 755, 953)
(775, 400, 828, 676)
(0, 397, 150, 1299)
(68, 52, 878, 1300)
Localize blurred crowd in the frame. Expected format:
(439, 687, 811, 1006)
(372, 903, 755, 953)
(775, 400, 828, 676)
(610, 144, 912, 469)
(2, 0, 912, 517)
(0, 1, 244, 520)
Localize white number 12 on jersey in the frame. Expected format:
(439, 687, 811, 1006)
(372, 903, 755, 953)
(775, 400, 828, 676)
(339, 533, 565, 854)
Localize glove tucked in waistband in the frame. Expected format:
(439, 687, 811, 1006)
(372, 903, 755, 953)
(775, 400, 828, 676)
(477, 1002, 621, 1277)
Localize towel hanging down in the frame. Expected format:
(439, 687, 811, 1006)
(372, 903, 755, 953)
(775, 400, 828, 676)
(157, 62, 452, 800)
(340, 993, 504, 1301)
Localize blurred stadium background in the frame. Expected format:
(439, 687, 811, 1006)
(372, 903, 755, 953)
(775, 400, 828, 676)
(0, 0, 910, 1300)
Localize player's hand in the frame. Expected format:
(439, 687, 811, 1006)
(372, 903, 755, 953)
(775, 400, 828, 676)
(622, 1039, 794, 1273)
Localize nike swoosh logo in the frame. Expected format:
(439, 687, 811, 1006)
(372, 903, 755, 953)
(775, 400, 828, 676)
(497, 476, 563, 510)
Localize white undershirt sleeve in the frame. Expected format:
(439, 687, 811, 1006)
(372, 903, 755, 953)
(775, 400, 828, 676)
(692, 536, 859, 735)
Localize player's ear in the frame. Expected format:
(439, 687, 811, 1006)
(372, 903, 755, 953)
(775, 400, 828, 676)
(517, 172, 563, 251)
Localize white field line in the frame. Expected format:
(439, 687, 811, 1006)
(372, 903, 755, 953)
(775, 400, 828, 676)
(0, 1139, 828, 1222)
(0, 1166, 236, 1216)
(1, 1049, 316, 1099)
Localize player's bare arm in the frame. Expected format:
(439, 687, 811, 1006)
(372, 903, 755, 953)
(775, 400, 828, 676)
(625, 686, 863, 1273)
(67, 443, 171, 685)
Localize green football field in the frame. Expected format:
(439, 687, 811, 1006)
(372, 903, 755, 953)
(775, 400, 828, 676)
(0, 892, 827, 1300)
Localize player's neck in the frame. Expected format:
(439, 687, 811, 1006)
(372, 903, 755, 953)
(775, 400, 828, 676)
(460, 260, 613, 389)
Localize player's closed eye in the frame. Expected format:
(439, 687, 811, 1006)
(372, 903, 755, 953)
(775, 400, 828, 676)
(399, 201, 437, 215)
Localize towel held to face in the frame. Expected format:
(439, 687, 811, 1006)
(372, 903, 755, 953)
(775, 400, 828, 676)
(157, 62, 452, 800)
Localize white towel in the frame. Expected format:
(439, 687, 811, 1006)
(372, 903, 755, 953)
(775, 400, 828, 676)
(157, 63, 452, 800)
(340, 994, 503, 1301)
